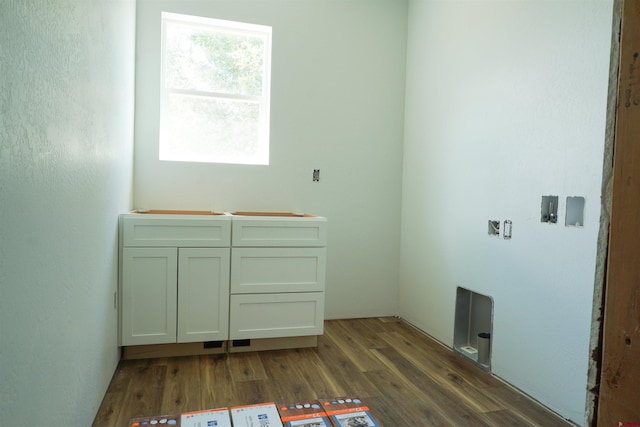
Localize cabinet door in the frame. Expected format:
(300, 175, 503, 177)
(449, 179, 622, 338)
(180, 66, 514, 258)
(121, 248, 177, 346)
(177, 248, 230, 343)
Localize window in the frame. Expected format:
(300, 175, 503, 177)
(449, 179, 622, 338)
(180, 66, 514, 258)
(160, 13, 272, 165)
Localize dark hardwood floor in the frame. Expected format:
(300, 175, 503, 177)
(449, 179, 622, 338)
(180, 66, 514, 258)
(93, 317, 573, 426)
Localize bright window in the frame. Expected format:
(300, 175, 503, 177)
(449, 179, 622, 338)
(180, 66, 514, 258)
(160, 12, 272, 165)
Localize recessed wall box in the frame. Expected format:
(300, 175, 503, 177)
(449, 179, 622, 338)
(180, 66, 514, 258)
(541, 195, 559, 223)
(488, 220, 500, 236)
(565, 196, 585, 227)
(454, 287, 493, 371)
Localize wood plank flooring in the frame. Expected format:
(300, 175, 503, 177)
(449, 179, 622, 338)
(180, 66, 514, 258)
(93, 317, 573, 426)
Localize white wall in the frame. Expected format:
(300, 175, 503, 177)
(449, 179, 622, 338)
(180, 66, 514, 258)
(400, 1, 613, 424)
(134, 0, 408, 318)
(0, 0, 135, 424)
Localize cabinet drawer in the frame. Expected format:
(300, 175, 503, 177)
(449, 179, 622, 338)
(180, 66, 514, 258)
(231, 217, 326, 247)
(229, 292, 324, 339)
(121, 215, 231, 247)
(231, 248, 326, 294)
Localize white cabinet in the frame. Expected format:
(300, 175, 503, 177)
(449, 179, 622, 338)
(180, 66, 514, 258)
(119, 213, 231, 347)
(119, 211, 327, 355)
(229, 214, 327, 341)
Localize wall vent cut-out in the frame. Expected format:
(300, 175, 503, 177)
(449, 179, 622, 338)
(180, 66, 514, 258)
(203, 340, 223, 349)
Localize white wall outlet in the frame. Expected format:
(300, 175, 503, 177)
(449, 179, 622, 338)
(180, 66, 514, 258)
(504, 220, 512, 239)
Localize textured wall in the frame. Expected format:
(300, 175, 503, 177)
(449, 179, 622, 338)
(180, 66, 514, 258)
(0, 0, 135, 424)
(134, 0, 408, 319)
(400, 1, 613, 424)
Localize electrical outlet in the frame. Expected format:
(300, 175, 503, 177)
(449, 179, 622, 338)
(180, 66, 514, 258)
(504, 220, 512, 239)
(313, 169, 320, 182)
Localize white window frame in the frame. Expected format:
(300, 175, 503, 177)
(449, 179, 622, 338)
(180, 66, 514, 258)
(159, 12, 272, 165)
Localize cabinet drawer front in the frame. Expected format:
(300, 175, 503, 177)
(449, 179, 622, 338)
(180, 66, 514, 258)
(231, 248, 326, 294)
(231, 218, 326, 247)
(177, 248, 230, 343)
(122, 216, 231, 247)
(121, 248, 177, 346)
(229, 292, 324, 339)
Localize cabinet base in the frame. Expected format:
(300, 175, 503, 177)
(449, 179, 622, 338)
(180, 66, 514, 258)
(122, 341, 228, 360)
(121, 335, 319, 359)
(229, 335, 318, 353)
